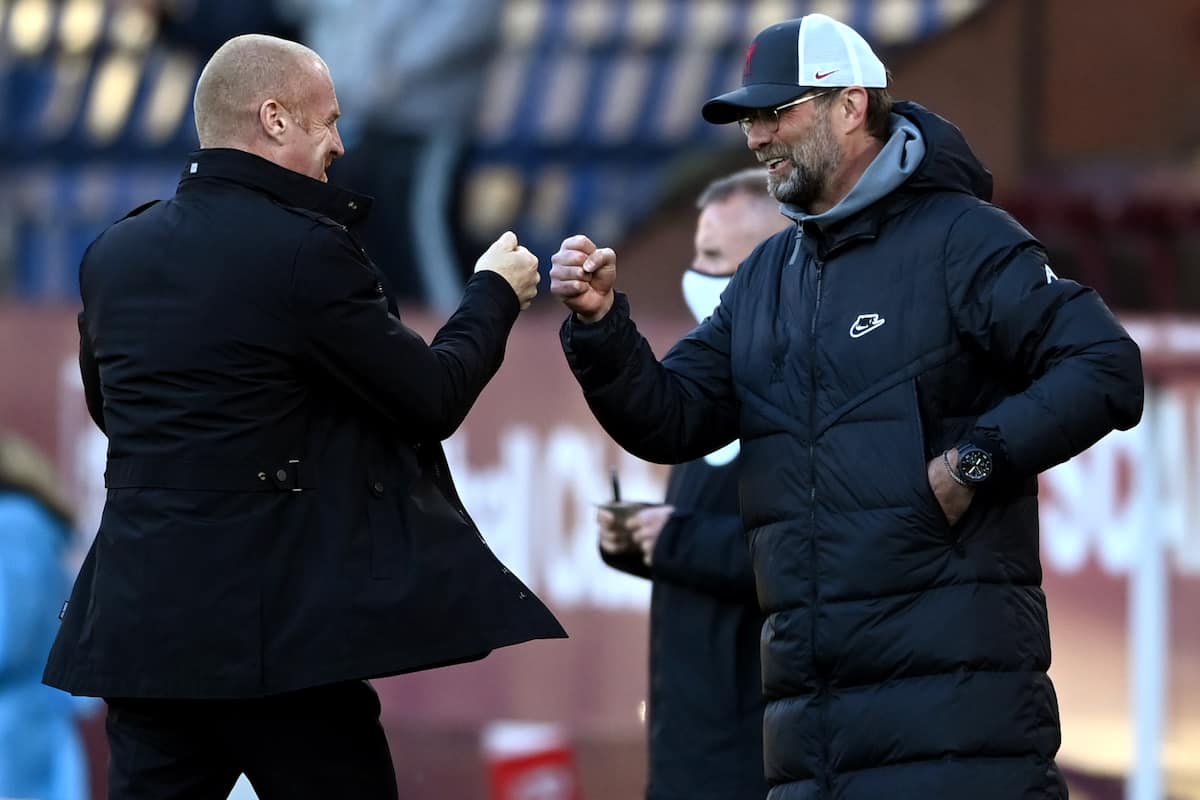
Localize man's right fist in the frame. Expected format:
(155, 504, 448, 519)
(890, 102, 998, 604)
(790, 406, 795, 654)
(475, 231, 539, 310)
(550, 234, 616, 322)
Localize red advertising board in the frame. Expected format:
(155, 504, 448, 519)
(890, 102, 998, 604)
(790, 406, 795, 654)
(1, 305, 1196, 798)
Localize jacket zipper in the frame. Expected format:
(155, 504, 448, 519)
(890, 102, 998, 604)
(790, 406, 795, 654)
(773, 228, 805, 383)
(808, 255, 832, 794)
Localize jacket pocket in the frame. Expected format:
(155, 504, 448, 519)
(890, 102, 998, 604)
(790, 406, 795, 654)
(911, 379, 952, 536)
(366, 470, 411, 579)
(912, 378, 994, 547)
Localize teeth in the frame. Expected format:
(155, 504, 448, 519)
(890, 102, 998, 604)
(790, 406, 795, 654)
(767, 158, 786, 168)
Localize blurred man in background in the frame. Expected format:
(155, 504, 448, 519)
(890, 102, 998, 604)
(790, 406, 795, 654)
(598, 168, 784, 800)
(552, 13, 1143, 800)
(0, 433, 89, 800)
(43, 33, 563, 800)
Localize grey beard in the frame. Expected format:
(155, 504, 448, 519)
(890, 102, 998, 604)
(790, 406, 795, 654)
(767, 110, 841, 212)
(768, 162, 827, 211)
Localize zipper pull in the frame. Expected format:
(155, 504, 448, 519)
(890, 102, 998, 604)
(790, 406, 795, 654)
(788, 228, 804, 267)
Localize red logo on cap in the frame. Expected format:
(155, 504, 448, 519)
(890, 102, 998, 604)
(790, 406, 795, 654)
(743, 42, 757, 78)
(814, 69, 839, 80)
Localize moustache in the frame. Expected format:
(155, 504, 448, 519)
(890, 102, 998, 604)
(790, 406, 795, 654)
(756, 151, 791, 163)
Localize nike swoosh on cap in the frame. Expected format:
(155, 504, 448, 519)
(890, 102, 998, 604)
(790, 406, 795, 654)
(814, 69, 839, 80)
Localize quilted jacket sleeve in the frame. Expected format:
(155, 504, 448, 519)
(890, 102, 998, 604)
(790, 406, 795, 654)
(561, 292, 740, 465)
(944, 204, 1144, 479)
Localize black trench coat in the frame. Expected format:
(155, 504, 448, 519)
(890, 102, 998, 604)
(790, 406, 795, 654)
(44, 148, 565, 699)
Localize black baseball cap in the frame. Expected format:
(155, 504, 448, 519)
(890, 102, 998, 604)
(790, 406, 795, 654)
(702, 14, 888, 125)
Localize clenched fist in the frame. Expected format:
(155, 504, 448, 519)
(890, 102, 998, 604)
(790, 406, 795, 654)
(475, 230, 539, 310)
(550, 235, 617, 322)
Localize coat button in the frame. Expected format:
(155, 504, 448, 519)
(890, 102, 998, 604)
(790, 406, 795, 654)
(371, 481, 385, 495)
(275, 469, 288, 481)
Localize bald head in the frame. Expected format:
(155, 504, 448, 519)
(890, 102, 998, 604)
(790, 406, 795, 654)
(194, 34, 329, 149)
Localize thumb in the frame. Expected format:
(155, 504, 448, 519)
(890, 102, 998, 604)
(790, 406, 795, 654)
(487, 230, 518, 254)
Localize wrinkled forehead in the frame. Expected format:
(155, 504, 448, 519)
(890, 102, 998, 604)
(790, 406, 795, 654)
(288, 57, 338, 112)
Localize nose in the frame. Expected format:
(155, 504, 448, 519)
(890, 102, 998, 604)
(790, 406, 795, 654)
(330, 125, 345, 160)
(744, 121, 771, 151)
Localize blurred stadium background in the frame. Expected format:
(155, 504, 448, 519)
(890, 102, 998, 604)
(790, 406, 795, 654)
(1, 0, 1198, 798)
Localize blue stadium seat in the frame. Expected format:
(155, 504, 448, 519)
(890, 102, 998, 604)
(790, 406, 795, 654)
(460, 0, 990, 271)
(0, 0, 988, 302)
(1, 0, 200, 300)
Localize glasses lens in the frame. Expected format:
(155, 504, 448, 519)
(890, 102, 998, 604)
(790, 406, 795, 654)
(738, 108, 778, 135)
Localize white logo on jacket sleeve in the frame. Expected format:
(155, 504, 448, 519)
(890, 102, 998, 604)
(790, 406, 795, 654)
(1045, 264, 1058, 284)
(849, 314, 886, 338)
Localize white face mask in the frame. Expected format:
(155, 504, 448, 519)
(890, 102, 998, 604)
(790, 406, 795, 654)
(680, 269, 740, 466)
(681, 269, 732, 325)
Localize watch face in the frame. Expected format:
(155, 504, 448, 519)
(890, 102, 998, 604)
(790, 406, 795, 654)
(960, 448, 992, 482)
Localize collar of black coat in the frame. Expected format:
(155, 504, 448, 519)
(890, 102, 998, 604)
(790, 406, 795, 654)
(178, 148, 372, 227)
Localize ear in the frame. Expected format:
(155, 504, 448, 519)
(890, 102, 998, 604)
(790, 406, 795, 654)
(258, 99, 288, 142)
(831, 87, 869, 136)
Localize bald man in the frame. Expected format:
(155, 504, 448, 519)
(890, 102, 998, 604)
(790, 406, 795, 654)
(43, 34, 564, 800)
(597, 169, 786, 800)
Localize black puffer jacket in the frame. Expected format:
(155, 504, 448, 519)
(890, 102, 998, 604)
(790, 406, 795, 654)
(562, 103, 1143, 799)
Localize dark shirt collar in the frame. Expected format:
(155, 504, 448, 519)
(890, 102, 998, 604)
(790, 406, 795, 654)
(177, 148, 372, 227)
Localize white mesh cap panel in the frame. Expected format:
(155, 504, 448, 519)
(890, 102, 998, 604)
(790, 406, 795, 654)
(797, 13, 887, 88)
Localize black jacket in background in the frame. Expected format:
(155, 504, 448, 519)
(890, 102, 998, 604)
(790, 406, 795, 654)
(44, 148, 564, 699)
(603, 455, 767, 800)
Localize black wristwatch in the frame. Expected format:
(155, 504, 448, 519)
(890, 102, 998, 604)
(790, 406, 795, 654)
(955, 442, 993, 485)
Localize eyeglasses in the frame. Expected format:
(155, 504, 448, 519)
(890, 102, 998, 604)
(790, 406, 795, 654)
(737, 90, 834, 135)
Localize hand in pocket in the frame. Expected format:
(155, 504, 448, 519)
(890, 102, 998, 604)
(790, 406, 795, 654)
(926, 449, 975, 526)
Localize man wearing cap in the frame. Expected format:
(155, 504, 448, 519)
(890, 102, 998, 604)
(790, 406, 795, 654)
(551, 13, 1142, 800)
